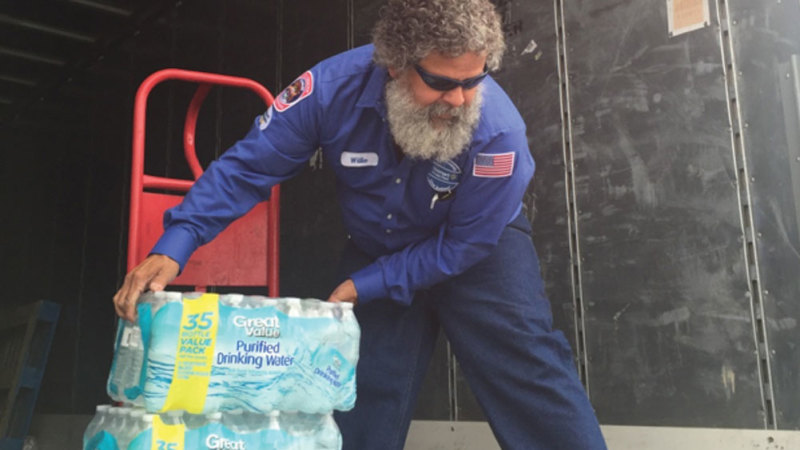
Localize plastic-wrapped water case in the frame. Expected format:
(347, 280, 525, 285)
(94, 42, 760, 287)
(106, 292, 359, 415)
(83, 406, 341, 450)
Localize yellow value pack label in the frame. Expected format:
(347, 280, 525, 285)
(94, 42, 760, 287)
(151, 414, 185, 450)
(161, 293, 220, 414)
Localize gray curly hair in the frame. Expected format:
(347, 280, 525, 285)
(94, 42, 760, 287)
(372, 0, 506, 72)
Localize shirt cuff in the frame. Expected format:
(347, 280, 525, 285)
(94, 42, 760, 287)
(350, 263, 388, 305)
(150, 226, 199, 272)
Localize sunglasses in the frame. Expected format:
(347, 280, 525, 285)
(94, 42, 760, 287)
(413, 64, 489, 92)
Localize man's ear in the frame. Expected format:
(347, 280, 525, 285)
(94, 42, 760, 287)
(388, 66, 399, 78)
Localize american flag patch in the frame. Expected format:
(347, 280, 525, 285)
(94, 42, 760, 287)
(473, 152, 515, 178)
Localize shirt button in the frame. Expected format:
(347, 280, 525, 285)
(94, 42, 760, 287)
(386, 213, 393, 219)
(395, 178, 402, 184)
(385, 228, 392, 234)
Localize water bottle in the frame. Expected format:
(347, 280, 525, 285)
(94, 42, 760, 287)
(117, 409, 144, 450)
(127, 414, 155, 450)
(304, 302, 358, 413)
(221, 294, 244, 308)
(109, 407, 127, 442)
(162, 410, 185, 426)
(221, 409, 248, 434)
(84, 407, 120, 450)
(277, 412, 341, 449)
(337, 302, 359, 410)
(315, 414, 342, 449)
(186, 411, 227, 449)
(338, 303, 359, 362)
(261, 411, 288, 449)
(109, 320, 144, 403)
(285, 298, 303, 318)
(183, 412, 208, 430)
(83, 405, 110, 448)
(117, 407, 133, 443)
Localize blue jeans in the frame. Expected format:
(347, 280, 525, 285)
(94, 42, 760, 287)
(334, 213, 607, 450)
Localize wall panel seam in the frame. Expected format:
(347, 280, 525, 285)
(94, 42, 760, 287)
(714, 0, 777, 429)
(554, 0, 590, 394)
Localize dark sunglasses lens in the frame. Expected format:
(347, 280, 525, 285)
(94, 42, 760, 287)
(423, 75, 458, 91)
(416, 65, 488, 91)
(462, 74, 487, 89)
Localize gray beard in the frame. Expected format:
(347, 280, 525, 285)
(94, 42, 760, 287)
(384, 77, 483, 162)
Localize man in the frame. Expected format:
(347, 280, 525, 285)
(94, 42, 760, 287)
(113, 0, 607, 448)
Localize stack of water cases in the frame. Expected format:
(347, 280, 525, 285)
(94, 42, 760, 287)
(85, 292, 360, 449)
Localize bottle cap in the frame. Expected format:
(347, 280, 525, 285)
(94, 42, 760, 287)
(225, 294, 244, 307)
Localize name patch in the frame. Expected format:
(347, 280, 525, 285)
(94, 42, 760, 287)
(341, 151, 379, 167)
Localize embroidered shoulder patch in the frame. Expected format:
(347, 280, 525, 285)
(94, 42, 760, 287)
(274, 71, 314, 112)
(257, 106, 273, 130)
(473, 152, 515, 178)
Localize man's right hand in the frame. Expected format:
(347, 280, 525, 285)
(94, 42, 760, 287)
(113, 254, 179, 322)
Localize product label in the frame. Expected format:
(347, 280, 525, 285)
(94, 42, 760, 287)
(161, 293, 220, 413)
(205, 434, 243, 450)
(183, 422, 262, 450)
(151, 415, 185, 450)
(212, 306, 296, 372)
(143, 295, 359, 413)
(313, 349, 350, 388)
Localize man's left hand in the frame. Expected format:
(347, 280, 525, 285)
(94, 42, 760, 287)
(328, 279, 358, 305)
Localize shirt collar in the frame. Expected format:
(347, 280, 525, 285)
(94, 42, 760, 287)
(356, 63, 389, 116)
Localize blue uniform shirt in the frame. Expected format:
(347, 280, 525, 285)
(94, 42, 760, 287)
(152, 44, 535, 305)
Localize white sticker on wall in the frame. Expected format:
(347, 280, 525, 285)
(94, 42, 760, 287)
(667, 0, 710, 37)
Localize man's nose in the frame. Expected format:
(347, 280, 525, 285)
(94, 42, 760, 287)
(441, 87, 465, 108)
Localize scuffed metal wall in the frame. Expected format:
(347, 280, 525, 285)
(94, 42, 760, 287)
(350, 0, 800, 429)
(559, 0, 762, 427)
(547, 0, 800, 429)
(728, 0, 800, 429)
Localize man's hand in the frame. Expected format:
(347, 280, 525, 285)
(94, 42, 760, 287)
(113, 254, 179, 322)
(327, 279, 358, 305)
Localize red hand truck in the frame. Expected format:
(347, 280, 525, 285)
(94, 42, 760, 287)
(128, 69, 280, 295)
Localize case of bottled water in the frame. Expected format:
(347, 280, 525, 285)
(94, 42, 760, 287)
(83, 406, 341, 450)
(106, 291, 359, 414)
